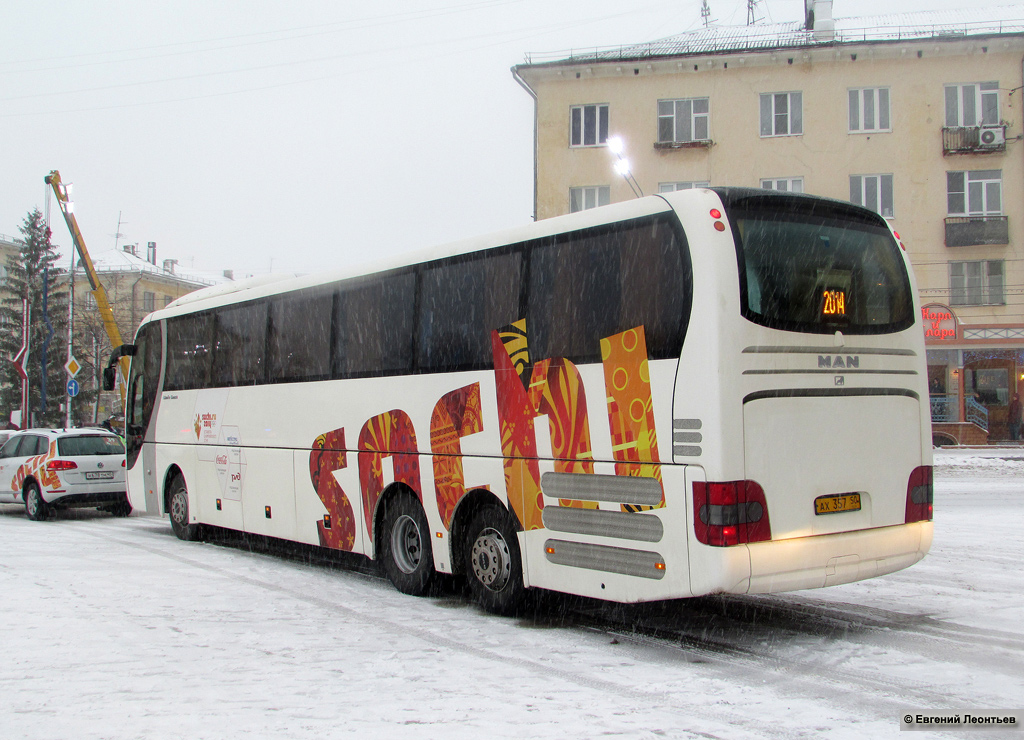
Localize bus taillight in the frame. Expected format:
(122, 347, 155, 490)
(692, 480, 772, 546)
(905, 466, 933, 523)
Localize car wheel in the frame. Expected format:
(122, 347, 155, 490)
(107, 495, 132, 517)
(168, 475, 202, 541)
(380, 492, 436, 596)
(464, 505, 525, 615)
(24, 482, 49, 522)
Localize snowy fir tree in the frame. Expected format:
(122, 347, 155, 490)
(0, 208, 70, 428)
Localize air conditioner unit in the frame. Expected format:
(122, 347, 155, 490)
(979, 125, 1006, 148)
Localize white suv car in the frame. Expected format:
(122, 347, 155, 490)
(0, 429, 130, 520)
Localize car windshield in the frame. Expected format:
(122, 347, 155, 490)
(58, 435, 125, 456)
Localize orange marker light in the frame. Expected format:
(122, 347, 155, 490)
(714, 221, 726, 232)
(655, 562, 666, 571)
(545, 546, 556, 554)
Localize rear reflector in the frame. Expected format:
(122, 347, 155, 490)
(905, 465, 933, 523)
(46, 459, 78, 471)
(693, 480, 771, 546)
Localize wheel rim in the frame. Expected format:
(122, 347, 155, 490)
(391, 514, 423, 574)
(170, 490, 188, 526)
(26, 488, 39, 516)
(470, 527, 512, 592)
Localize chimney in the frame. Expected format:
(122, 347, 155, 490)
(223, 269, 234, 280)
(146, 241, 157, 265)
(805, 0, 835, 40)
(122, 244, 132, 253)
(163, 258, 178, 274)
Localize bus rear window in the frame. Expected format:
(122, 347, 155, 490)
(725, 192, 913, 334)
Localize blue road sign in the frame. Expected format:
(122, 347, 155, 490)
(67, 379, 80, 398)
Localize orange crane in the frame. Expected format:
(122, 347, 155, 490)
(45, 170, 129, 407)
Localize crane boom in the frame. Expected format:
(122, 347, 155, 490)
(45, 170, 129, 407)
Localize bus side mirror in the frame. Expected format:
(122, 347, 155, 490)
(103, 344, 137, 390)
(102, 366, 117, 391)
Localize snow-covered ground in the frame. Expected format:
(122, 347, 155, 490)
(0, 450, 1020, 740)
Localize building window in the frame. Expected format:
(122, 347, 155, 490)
(658, 98, 709, 143)
(945, 82, 999, 127)
(947, 170, 1001, 215)
(143, 291, 155, 312)
(850, 174, 894, 218)
(658, 181, 709, 192)
(163, 295, 174, 307)
(759, 91, 802, 137)
(760, 177, 804, 193)
(85, 293, 97, 310)
(950, 260, 1003, 306)
(570, 104, 609, 147)
(569, 186, 610, 213)
(849, 87, 890, 132)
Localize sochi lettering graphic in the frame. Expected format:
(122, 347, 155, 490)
(309, 322, 663, 547)
(11, 441, 60, 493)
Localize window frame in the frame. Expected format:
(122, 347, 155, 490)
(569, 103, 610, 147)
(759, 91, 803, 137)
(850, 173, 895, 219)
(947, 170, 1002, 216)
(658, 181, 709, 193)
(760, 177, 804, 193)
(944, 82, 999, 127)
(949, 260, 1004, 306)
(657, 97, 710, 144)
(569, 186, 610, 213)
(848, 87, 891, 133)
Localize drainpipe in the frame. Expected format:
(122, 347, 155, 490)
(511, 64, 539, 222)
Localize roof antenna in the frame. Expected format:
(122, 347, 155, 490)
(701, 0, 713, 27)
(747, 0, 764, 25)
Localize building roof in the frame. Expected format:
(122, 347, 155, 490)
(84, 246, 230, 288)
(520, 5, 1024, 66)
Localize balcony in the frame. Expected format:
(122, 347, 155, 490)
(945, 216, 1009, 247)
(653, 139, 713, 151)
(942, 125, 1006, 155)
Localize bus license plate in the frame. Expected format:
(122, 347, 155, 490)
(85, 471, 115, 481)
(814, 493, 861, 515)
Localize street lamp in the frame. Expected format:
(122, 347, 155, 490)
(607, 136, 643, 198)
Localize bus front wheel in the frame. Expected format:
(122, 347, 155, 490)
(380, 493, 435, 596)
(168, 476, 202, 541)
(464, 506, 525, 615)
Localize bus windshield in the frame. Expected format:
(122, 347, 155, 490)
(721, 190, 914, 335)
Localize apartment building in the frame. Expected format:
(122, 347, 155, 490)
(513, 1, 1024, 443)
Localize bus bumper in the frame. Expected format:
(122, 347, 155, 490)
(740, 521, 933, 594)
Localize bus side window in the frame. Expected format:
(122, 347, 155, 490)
(212, 302, 268, 386)
(269, 292, 332, 383)
(165, 313, 213, 391)
(335, 273, 415, 378)
(417, 252, 520, 373)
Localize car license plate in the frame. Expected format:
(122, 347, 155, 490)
(85, 471, 115, 481)
(814, 493, 861, 515)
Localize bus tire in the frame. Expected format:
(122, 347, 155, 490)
(168, 475, 202, 541)
(464, 506, 525, 615)
(380, 493, 435, 596)
(24, 482, 49, 522)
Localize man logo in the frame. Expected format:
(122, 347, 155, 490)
(835, 376, 845, 386)
(818, 355, 860, 369)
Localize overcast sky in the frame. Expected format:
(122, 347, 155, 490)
(2, 0, 1018, 277)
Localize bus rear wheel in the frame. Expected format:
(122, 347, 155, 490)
(380, 493, 435, 596)
(24, 482, 49, 522)
(464, 506, 525, 615)
(168, 475, 202, 541)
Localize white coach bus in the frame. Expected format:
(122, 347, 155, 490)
(109, 187, 932, 614)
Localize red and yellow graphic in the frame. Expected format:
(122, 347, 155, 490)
(601, 327, 664, 510)
(492, 319, 597, 531)
(308, 429, 356, 551)
(357, 410, 421, 538)
(12, 441, 60, 493)
(430, 383, 485, 529)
